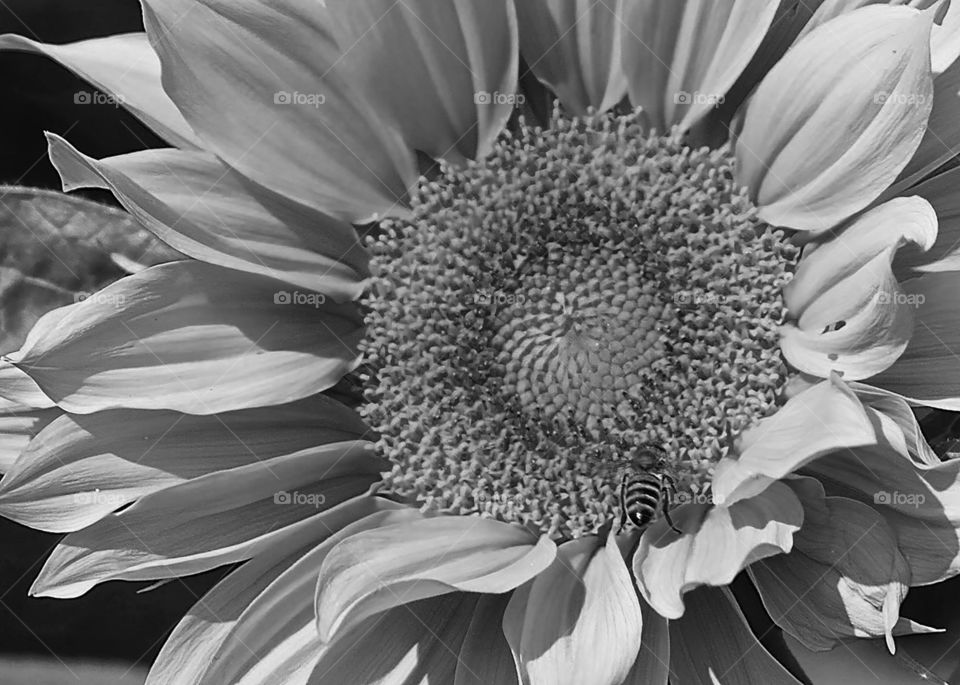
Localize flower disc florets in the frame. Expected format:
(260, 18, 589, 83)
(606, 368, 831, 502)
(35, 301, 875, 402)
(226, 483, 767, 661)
(360, 108, 797, 539)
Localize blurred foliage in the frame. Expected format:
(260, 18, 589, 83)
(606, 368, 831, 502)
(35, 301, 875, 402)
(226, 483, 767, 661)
(0, 186, 181, 352)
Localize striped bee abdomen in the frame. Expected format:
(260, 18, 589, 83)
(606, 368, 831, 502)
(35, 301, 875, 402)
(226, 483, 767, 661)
(619, 472, 668, 528)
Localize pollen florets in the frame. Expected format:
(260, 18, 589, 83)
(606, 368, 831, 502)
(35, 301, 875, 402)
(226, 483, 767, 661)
(360, 108, 797, 539)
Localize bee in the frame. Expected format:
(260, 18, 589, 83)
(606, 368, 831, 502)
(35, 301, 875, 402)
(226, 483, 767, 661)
(618, 444, 681, 534)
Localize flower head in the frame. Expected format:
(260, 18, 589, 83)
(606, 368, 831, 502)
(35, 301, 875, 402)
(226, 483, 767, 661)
(3, 0, 960, 682)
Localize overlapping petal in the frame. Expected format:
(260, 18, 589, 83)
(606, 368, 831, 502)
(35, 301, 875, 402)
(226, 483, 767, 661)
(148, 501, 417, 685)
(669, 586, 802, 684)
(633, 481, 803, 619)
(0, 33, 200, 149)
(620, 0, 779, 133)
(4, 261, 363, 415)
(31, 441, 385, 598)
(736, 5, 936, 230)
(0, 395, 368, 532)
(46, 135, 368, 300)
(315, 516, 556, 642)
(711, 377, 877, 505)
(751, 478, 938, 653)
(780, 197, 937, 380)
(502, 532, 642, 685)
(516, 0, 626, 115)
(140, 0, 518, 222)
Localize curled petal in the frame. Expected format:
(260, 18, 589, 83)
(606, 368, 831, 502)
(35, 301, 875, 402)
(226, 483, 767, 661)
(620, 0, 779, 132)
(752, 478, 938, 654)
(0, 396, 368, 532)
(633, 481, 803, 619)
(31, 441, 384, 598)
(47, 135, 368, 300)
(736, 5, 936, 229)
(0, 33, 200, 148)
(5, 261, 363, 415)
(712, 377, 876, 506)
(315, 516, 556, 642)
(780, 197, 937, 380)
(516, 0, 627, 115)
(502, 533, 643, 685)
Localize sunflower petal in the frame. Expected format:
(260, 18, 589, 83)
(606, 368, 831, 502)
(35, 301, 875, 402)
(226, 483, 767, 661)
(0, 362, 54, 409)
(502, 532, 642, 685)
(620, 0, 779, 132)
(780, 197, 937, 380)
(31, 441, 384, 598)
(736, 4, 936, 230)
(751, 478, 938, 654)
(804, 438, 960, 586)
(621, 595, 670, 685)
(0, 396, 368, 532)
(872, 271, 960, 409)
(309, 594, 478, 685)
(156, 502, 418, 685)
(633, 481, 803, 619)
(46, 134, 368, 300)
(315, 516, 556, 643)
(456, 593, 519, 685)
(516, 0, 626, 115)
(146, 497, 405, 685)
(4, 261, 363, 415)
(0, 33, 200, 149)
(321, 0, 520, 163)
(892, 57, 960, 191)
(669, 586, 802, 684)
(896, 164, 960, 274)
(711, 377, 876, 506)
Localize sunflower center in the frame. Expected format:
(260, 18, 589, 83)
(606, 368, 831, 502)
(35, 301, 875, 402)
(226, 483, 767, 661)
(359, 108, 797, 540)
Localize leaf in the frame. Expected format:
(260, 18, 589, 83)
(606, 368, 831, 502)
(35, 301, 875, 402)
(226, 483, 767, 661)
(0, 185, 182, 352)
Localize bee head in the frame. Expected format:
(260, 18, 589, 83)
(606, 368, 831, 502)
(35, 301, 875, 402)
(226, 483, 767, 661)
(632, 444, 668, 468)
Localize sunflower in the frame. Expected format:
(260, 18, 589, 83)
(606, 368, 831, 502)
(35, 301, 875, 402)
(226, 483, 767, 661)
(2, 0, 960, 682)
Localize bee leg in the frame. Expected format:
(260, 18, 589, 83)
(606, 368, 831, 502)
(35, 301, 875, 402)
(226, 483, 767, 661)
(617, 473, 629, 532)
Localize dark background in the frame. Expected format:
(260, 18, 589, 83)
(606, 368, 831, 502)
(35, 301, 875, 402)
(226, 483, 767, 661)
(2, 0, 960, 682)
(0, 0, 227, 673)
